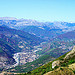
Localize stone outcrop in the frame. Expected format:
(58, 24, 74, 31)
(64, 46, 75, 60)
(52, 60, 60, 68)
(52, 46, 75, 68)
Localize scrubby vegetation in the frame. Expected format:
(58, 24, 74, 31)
(17, 47, 75, 75)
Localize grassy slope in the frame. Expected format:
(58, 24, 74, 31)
(18, 48, 75, 75)
(44, 67, 74, 75)
(17, 51, 69, 75)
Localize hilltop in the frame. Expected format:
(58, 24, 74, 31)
(44, 46, 75, 75)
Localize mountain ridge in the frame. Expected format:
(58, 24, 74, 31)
(1, 17, 75, 40)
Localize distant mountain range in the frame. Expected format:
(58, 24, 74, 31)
(0, 17, 75, 40)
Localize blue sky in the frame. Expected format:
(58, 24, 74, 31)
(0, 0, 75, 22)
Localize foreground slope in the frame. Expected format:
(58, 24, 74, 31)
(19, 46, 75, 75)
(44, 46, 75, 75)
(44, 67, 74, 75)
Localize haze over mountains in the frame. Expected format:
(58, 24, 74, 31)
(0, 17, 75, 40)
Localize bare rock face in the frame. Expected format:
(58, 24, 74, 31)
(52, 46, 75, 68)
(64, 46, 75, 60)
(52, 60, 60, 68)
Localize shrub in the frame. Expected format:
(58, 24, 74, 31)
(54, 66, 59, 69)
(60, 67, 63, 71)
(73, 70, 75, 74)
